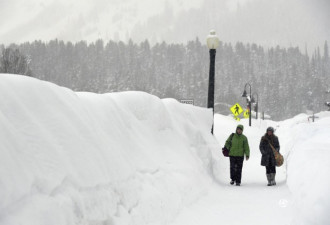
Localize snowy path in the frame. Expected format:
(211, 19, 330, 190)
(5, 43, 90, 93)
(171, 184, 293, 225)
(171, 118, 294, 225)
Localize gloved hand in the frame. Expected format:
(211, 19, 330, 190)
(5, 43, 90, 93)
(246, 156, 249, 161)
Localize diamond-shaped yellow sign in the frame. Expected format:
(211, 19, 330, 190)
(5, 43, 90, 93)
(243, 109, 250, 118)
(230, 103, 243, 116)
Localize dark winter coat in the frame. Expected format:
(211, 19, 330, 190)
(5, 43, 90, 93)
(259, 134, 280, 166)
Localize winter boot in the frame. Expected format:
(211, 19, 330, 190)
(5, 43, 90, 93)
(271, 173, 276, 186)
(230, 180, 235, 185)
(266, 174, 272, 186)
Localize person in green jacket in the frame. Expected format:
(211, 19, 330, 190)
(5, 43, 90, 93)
(225, 124, 250, 186)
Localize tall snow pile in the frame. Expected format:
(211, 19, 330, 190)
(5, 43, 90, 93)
(279, 113, 330, 225)
(0, 74, 218, 225)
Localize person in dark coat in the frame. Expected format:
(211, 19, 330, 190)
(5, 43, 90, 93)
(259, 127, 280, 186)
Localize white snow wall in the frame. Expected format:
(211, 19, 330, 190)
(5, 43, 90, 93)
(0, 74, 219, 225)
(279, 113, 330, 225)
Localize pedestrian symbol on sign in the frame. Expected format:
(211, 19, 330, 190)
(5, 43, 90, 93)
(230, 103, 243, 116)
(235, 105, 239, 114)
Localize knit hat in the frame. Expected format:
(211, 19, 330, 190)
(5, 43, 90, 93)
(267, 126, 274, 133)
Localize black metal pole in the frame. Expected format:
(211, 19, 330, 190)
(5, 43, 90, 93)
(255, 102, 258, 119)
(255, 93, 258, 119)
(249, 100, 252, 126)
(252, 93, 259, 120)
(249, 86, 252, 126)
(207, 49, 216, 134)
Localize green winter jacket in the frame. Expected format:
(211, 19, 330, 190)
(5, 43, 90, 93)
(225, 125, 250, 157)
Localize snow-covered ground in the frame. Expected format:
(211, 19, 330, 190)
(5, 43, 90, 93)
(0, 74, 329, 225)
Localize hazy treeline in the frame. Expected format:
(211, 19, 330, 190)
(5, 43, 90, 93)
(0, 47, 32, 76)
(1, 39, 329, 120)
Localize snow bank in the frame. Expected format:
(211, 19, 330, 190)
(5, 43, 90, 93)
(278, 112, 330, 225)
(0, 74, 218, 225)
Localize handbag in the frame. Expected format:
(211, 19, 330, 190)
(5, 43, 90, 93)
(222, 146, 230, 157)
(222, 133, 234, 157)
(269, 143, 284, 167)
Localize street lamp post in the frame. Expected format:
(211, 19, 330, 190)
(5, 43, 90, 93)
(326, 90, 330, 111)
(251, 92, 259, 119)
(206, 30, 220, 134)
(242, 83, 252, 126)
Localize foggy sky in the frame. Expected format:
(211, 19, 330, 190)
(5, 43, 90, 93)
(0, 0, 329, 53)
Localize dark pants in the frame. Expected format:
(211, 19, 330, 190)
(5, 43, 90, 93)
(266, 156, 276, 174)
(230, 156, 244, 184)
(266, 166, 276, 174)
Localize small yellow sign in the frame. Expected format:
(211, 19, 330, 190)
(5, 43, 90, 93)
(230, 103, 243, 116)
(234, 116, 241, 121)
(243, 109, 250, 118)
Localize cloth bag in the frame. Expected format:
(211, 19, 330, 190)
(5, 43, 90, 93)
(269, 143, 284, 167)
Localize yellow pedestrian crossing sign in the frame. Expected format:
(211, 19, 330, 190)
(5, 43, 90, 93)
(230, 103, 243, 116)
(243, 109, 250, 118)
